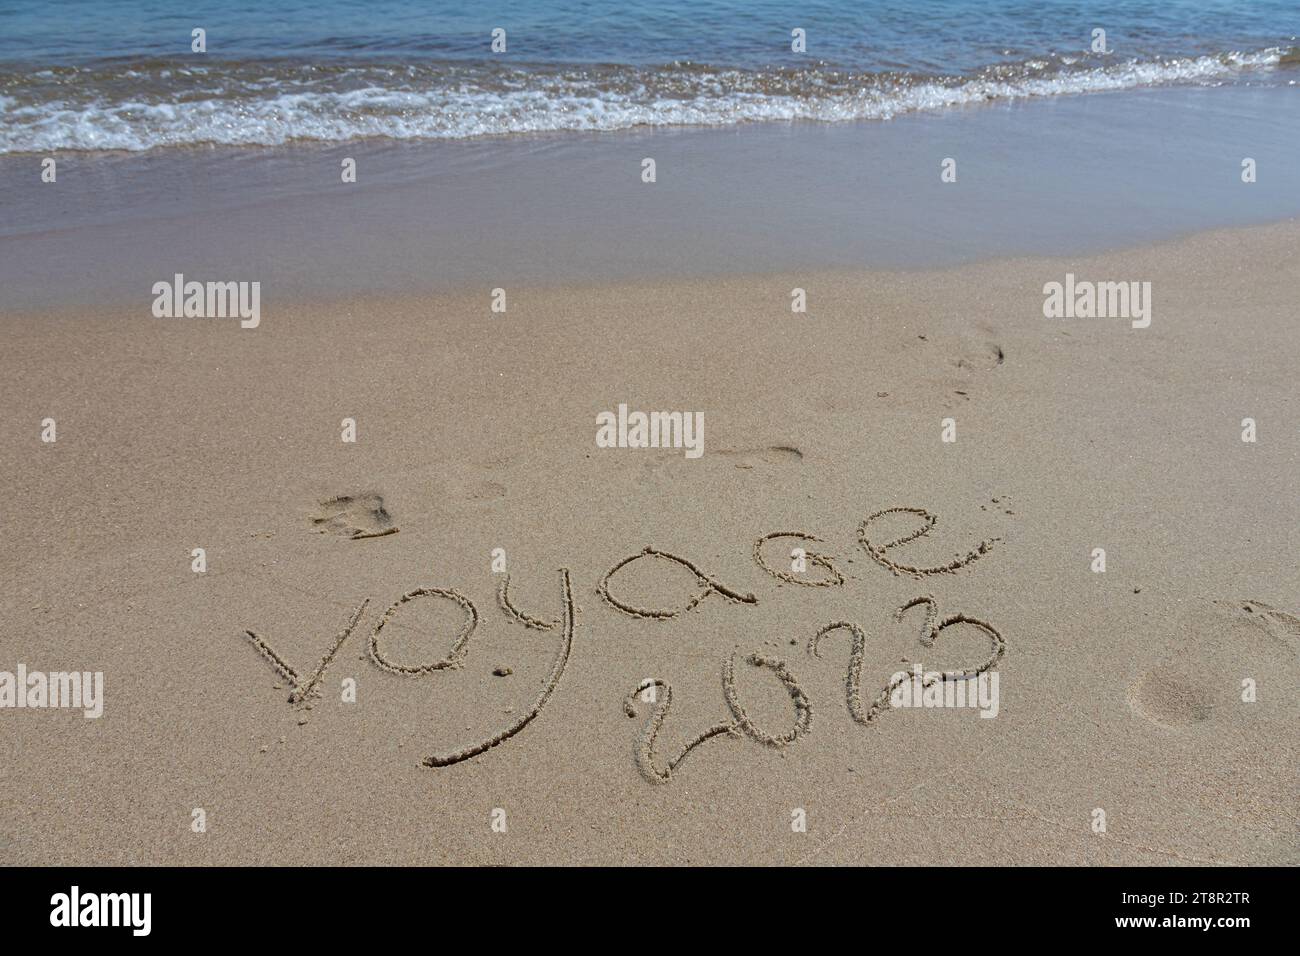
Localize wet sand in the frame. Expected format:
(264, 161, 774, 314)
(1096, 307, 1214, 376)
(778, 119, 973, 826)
(3, 83, 1299, 312)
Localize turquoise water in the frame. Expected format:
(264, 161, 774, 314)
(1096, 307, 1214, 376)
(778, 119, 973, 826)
(0, 0, 1295, 150)
(1, 1, 1297, 308)
(1, 0, 1295, 67)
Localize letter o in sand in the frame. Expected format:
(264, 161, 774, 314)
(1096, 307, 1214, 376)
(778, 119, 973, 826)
(368, 588, 478, 676)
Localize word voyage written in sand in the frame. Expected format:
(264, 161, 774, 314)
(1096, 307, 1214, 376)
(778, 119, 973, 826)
(239, 503, 1007, 784)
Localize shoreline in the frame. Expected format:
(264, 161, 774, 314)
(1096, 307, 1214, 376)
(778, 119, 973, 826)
(4, 83, 1299, 314)
(4, 215, 1297, 322)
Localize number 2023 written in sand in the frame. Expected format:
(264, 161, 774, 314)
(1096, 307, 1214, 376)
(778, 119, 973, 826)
(241, 504, 1007, 783)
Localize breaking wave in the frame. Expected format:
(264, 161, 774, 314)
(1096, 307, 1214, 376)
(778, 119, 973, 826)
(0, 47, 1293, 153)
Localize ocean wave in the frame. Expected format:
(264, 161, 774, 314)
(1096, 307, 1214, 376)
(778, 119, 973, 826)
(0, 48, 1291, 153)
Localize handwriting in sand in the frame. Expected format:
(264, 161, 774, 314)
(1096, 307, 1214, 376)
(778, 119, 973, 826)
(241, 504, 1007, 783)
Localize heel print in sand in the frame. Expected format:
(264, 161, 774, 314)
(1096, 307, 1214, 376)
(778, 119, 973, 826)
(623, 652, 812, 784)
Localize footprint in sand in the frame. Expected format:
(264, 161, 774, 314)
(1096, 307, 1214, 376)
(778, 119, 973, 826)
(952, 340, 1005, 371)
(1128, 598, 1300, 729)
(715, 445, 804, 469)
(1128, 665, 1216, 729)
(309, 492, 398, 539)
(1231, 599, 1300, 656)
(464, 480, 507, 501)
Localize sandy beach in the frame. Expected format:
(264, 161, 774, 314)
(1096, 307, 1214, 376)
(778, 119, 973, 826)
(1, 218, 1296, 865)
(2, 0, 1297, 880)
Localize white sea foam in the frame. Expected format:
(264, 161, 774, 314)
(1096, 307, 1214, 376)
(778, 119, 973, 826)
(0, 49, 1287, 153)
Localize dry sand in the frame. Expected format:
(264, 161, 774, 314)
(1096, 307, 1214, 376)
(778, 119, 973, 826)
(0, 220, 1296, 865)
